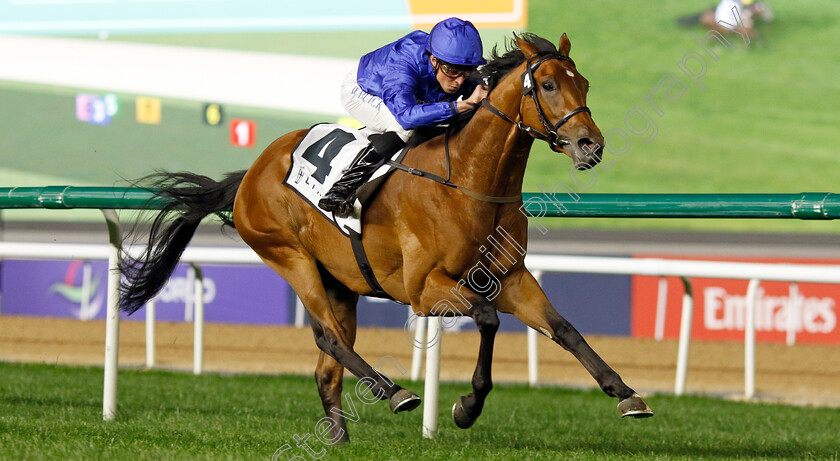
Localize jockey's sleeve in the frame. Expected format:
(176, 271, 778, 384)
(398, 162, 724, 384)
(380, 57, 455, 130)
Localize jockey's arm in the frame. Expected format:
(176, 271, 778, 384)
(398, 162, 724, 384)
(381, 71, 456, 130)
(456, 84, 489, 114)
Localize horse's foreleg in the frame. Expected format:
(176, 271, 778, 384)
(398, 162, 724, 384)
(452, 299, 499, 429)
(413, 269, 500, 428)
(497, 269, 653, 418)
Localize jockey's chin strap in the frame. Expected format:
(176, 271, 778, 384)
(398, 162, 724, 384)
(385, 127, 521, 204)
(482, 53, 591, 150)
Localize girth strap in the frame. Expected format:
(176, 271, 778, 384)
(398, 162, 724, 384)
(347, 229, 392, 299)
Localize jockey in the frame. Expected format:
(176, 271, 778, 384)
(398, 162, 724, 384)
(715, 0, 755, 30)
(318, 17, 489, 214)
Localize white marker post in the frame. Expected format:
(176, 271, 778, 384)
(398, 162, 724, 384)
(422, 316, 442, 439)
(102, 209, 121, 421)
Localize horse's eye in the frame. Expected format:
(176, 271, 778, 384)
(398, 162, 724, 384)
(541, 82, 555, 92)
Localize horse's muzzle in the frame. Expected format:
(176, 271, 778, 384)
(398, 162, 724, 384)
(571, 137, 603, 170)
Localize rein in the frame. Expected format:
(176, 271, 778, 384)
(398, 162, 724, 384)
(386, 127, 521, 204)
(385, 53, 588, 204)
(482, 53, 591, 150)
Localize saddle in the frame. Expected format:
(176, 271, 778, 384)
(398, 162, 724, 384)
(284, 123, 521, 299)
(284, 123, 408, 298)
(284, 123, 407, 236)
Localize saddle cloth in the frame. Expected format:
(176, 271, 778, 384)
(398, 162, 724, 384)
(283, 123, 403, 236)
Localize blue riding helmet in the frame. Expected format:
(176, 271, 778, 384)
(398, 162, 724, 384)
(426, 17, 487, 67)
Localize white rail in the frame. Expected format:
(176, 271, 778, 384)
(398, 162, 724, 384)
(0, 239, 260, 420)
(523, 255, 840, 399)
(3, 241, 840, 432)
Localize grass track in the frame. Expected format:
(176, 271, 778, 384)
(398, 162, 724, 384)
(2, 362, 839, 460)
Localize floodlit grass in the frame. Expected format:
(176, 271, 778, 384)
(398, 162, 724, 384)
(2, 362, 839, 460)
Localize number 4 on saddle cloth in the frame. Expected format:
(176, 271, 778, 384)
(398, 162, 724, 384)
(284, 123, 408, 236)
(284, 123, 409, 298)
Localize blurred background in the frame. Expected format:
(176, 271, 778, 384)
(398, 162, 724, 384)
(1, 0, 838, 234)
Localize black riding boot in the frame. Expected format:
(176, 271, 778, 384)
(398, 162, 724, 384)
(318, 132, 405, 214)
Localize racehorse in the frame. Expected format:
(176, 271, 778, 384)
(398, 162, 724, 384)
(676, 1, 773, 39)
(120, 33, 653, 442)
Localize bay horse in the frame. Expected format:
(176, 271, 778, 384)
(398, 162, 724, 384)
(120, 33, 653, 442)
(676, 1, 773, 40)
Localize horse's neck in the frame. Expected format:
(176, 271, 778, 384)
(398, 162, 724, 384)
(449, 85, 533, 197)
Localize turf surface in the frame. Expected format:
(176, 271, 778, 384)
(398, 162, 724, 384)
(2, 362, 839, 460)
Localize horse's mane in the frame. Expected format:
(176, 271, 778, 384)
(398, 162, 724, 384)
(407, 33, 558, 148)
(481, 33, 558, 89)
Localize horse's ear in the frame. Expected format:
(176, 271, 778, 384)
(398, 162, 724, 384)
(515, 34, 539, 59)
(558, 33, 571, 57)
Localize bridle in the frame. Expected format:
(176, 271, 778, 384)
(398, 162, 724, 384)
(481, 53, 591, 150)
(385, 53, 592, 205)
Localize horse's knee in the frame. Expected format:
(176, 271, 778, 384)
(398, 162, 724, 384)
(472, 301, 499, 333)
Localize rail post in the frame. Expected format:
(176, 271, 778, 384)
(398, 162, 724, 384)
(101, 209, 122, 421)
(674, 277, 694, 396)
(410, 311, 427, 381)
(191, 264, 205, 375)
(146, 299, 156, 368)
(786, 283, 799, 346)
(527, 270, 544, 387)
(654, 277, 669, 341)
(745, 278, 761, 399)
(422, 316, 442, 439)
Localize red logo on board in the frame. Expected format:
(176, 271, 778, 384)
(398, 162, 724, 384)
(631, 255, 840, 344)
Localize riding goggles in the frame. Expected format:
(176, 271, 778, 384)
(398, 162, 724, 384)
(437, 60, 477, 79)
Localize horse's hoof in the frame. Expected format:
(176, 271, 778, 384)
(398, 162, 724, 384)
(618, 393, 654, 418)
(390, 389, 421, 414)
(451, 400, 476, 429)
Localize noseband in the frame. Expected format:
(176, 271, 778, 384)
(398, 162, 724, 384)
(481, 53, 591, 149)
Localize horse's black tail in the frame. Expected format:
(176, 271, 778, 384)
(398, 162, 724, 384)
(119, 170, 246, 315)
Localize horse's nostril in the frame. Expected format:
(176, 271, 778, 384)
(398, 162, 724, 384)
(577, 138, 602, 159)
(577, 137, 594, 150)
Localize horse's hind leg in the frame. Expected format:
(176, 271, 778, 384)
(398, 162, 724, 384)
(497, 269, 653, 418)
(261, 252, 420, 414)
(314, 268, 359, 444)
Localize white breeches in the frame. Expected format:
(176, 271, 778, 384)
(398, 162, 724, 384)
(340, 70, 412, 142)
